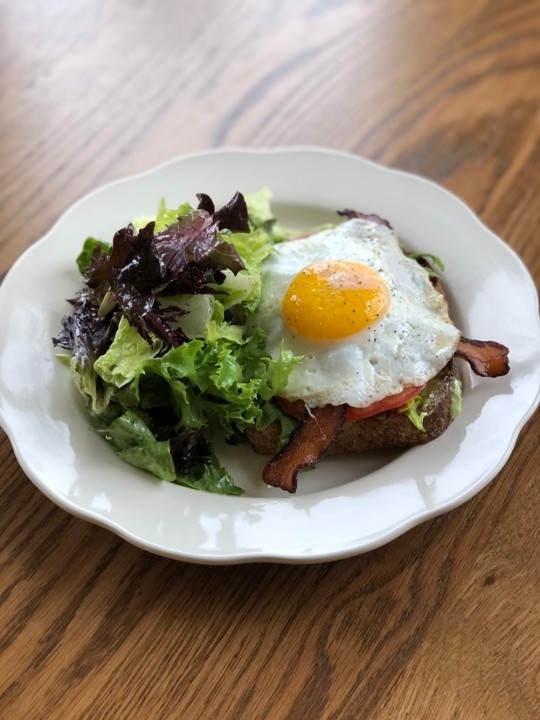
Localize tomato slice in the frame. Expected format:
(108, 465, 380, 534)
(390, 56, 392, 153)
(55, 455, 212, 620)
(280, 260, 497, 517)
(276, 384, 425, 424)
(343, 385, 424, 421)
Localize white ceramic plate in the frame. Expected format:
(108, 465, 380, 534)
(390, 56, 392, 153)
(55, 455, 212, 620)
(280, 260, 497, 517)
(1, 148, 539, 563)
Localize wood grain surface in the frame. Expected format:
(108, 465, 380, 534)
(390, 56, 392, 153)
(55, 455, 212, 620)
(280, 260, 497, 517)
(1, 1, 539, 718)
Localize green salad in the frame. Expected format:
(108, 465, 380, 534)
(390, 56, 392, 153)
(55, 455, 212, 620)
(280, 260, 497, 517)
(53, 190, 299, 495)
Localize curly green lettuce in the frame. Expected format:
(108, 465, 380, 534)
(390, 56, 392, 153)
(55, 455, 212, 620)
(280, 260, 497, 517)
(53, 190, 299, 495)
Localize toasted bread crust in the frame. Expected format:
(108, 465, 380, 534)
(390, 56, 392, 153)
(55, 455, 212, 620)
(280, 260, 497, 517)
(246, 359, 461, 456)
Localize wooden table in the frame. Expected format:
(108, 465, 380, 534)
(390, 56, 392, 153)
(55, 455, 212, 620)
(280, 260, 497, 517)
(1, 1, 539, 718)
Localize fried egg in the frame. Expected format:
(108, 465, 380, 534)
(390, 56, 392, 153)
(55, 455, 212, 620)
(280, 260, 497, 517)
(253, 218, 461, 408)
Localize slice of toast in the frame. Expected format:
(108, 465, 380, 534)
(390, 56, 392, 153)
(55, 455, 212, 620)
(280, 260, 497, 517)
(246, 254, 462, 458)
(245, 358, 461, 456)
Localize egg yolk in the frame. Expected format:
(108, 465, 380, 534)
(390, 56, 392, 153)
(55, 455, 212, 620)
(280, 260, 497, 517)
(282, 260, 391, 340)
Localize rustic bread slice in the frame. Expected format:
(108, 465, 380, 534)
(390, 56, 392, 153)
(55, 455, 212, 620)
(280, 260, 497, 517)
(245, 358, 461, 456)
(246, 253, 462, 459)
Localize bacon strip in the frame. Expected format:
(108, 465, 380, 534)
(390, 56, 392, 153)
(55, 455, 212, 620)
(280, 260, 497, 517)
(262, 405, 346, 493)
(455, 336, 510, 377)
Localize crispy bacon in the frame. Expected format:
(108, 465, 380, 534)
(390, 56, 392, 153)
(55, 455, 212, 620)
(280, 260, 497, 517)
(262, 404, 346, 493)
(455, 336, 510, 377)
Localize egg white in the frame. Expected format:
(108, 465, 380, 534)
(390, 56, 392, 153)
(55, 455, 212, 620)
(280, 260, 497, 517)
(253, 218, 461, 409)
